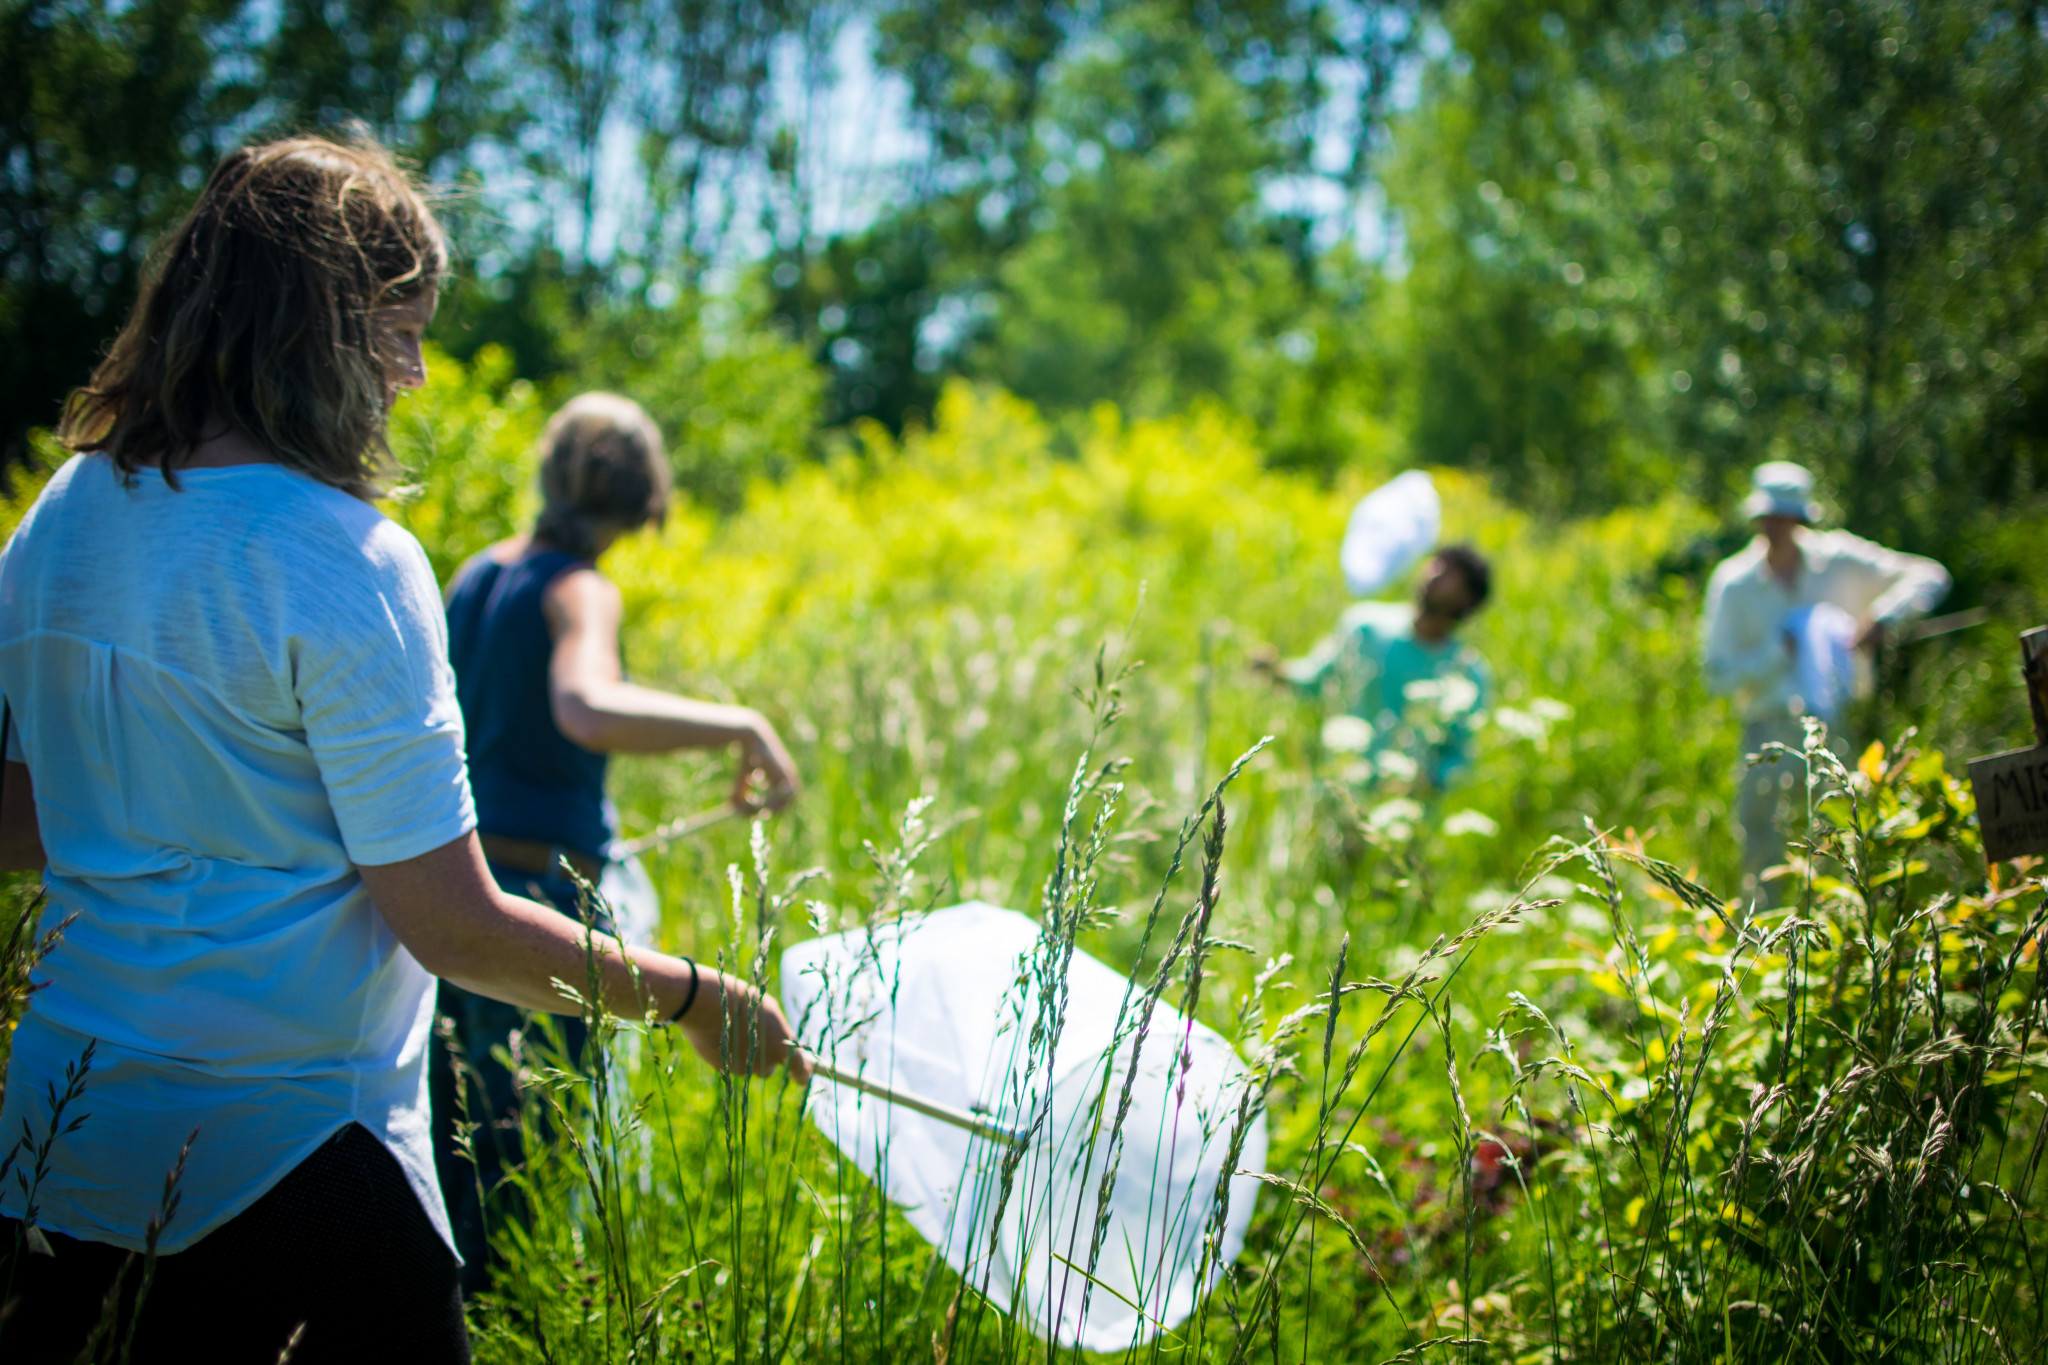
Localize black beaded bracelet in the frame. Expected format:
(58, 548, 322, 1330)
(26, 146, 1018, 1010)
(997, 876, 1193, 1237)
(667, 956, 701, 1023)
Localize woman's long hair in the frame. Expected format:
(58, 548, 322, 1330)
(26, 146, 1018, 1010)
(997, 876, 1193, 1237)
(533, 393, 671, 559)
(57, 133, 446, 500)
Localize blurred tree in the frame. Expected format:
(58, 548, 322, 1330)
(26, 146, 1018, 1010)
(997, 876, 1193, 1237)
(1393, 0, 2048, 571)
(1626, 1, 2048, 556)
(432, 246, 581, 378)
(0, 0, 829, 474)
(16, 0, 2042, 558)
(261, 0, 513, 173)
(0, 0, 256, 466)
(565, 288, 824, 514)
(790, 0, 1422, 473)
(1384, 6, 1675, 510)
(776, 218, 947, 431)
(516, 0, 638, 286)
(511, 0, 836, 297)
(630, 0, 803, 284)
(983, 9, 1297, 416)
(766, 0, 1068, 430)
(0, 0, 524, 470)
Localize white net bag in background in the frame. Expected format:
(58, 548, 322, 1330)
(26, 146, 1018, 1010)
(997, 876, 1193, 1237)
(1341, 469, 1441, 597)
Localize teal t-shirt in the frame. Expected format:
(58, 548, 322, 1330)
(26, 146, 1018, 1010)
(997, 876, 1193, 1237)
(1283, 601, 1490, 789)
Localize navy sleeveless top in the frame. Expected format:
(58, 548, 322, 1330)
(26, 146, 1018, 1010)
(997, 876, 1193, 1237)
(445, 547, 614, 860)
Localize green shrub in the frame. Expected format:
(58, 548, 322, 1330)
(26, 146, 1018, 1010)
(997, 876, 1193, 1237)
(1472, 726, 2047, 1359)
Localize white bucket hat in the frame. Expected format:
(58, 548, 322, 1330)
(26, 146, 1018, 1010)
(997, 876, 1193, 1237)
(1741, 461, 1823, 523)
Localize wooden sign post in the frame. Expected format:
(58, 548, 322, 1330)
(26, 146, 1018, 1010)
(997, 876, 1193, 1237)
(1968, 627, 2048, 865)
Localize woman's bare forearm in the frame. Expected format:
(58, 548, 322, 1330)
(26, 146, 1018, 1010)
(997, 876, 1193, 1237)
(540, 568, 801, 807)
(362, 835, 687, 1014)
(551, 682, 762, 755)
(358, 832, 802, 1076)
(435, 891, 674, 1017)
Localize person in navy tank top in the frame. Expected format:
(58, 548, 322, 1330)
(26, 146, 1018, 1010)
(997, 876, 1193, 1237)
(434, 392, 800, 1289)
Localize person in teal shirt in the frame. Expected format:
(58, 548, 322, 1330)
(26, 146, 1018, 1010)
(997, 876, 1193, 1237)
(1259, 545, 1494, 791)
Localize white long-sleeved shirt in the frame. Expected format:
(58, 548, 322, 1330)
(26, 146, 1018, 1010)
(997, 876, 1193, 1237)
(1701, 527, 1950, 723)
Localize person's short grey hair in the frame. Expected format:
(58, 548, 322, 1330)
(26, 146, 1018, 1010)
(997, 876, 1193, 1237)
(533, 392, 670, 558)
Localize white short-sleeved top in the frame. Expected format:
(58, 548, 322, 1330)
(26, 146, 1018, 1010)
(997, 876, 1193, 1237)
(0, 454, 476, 1254)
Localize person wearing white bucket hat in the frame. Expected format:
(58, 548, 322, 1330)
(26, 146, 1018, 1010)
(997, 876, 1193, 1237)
(1703, 461, 1950, 900)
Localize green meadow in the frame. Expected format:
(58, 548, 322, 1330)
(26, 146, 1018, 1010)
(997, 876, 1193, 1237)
(2, 335, 2042, 1363)
(332, 352, 2048, 1358)
(6, 1, 2048, 1358)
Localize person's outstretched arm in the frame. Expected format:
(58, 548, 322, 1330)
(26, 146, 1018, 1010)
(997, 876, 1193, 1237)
(1251, 624, 1349, 698)
(545, 566, 800, 811)
(1837, 533, 1950, 642)
(358, 831, 807, 1079)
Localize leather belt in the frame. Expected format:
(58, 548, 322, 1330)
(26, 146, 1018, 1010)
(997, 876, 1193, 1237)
(477, 833, 605, 884)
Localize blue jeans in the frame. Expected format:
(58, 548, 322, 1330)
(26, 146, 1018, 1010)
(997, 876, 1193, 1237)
(428, 860, 609, 1294)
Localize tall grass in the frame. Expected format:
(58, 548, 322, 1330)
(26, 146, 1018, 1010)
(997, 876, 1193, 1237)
(457, 691, 2046, 1362)
(0, 366, 2043, 1359)
(405, 367, 2048, 1359)
(1473, 725, 2048, 1360)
